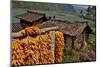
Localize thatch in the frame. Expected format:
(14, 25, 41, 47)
(12, 19, 92, 36)
(38, 20, 92, 36)
(16, 11, 45, 22)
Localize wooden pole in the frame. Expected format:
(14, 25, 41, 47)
(49, 31, 55, 63)
(12, 32, 23, 38)
(12, 26, 58, 38)
(41, 26, 58, 33)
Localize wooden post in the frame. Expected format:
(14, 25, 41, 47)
(49, 31, 55, 63)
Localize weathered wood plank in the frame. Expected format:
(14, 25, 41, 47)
(49, 31, 55, 63)
(12, 32, 23, 38)
(41, 26, 58, 33)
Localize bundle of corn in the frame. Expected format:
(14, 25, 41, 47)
(12, 26, 58, 38)
(12, 26, 64, 66)
(12, 34, 54, 66)
(12, 39, 25, 66)
(22, 26, 41, 36)
(21, 36, 40, 65)
(55, 31, 64, 63)
(37, 34, 54, 64)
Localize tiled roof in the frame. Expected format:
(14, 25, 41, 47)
(12, 23, 24, 32)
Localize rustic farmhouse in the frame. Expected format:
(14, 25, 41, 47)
(12, 11, 93, 49)
(38, 20, 93, 49)
(16, 11, 47, 28)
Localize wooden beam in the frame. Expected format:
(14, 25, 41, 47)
(12, 32, 23, 38)
(41, 26, 58, 33)
(12, 26, 58, 38)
